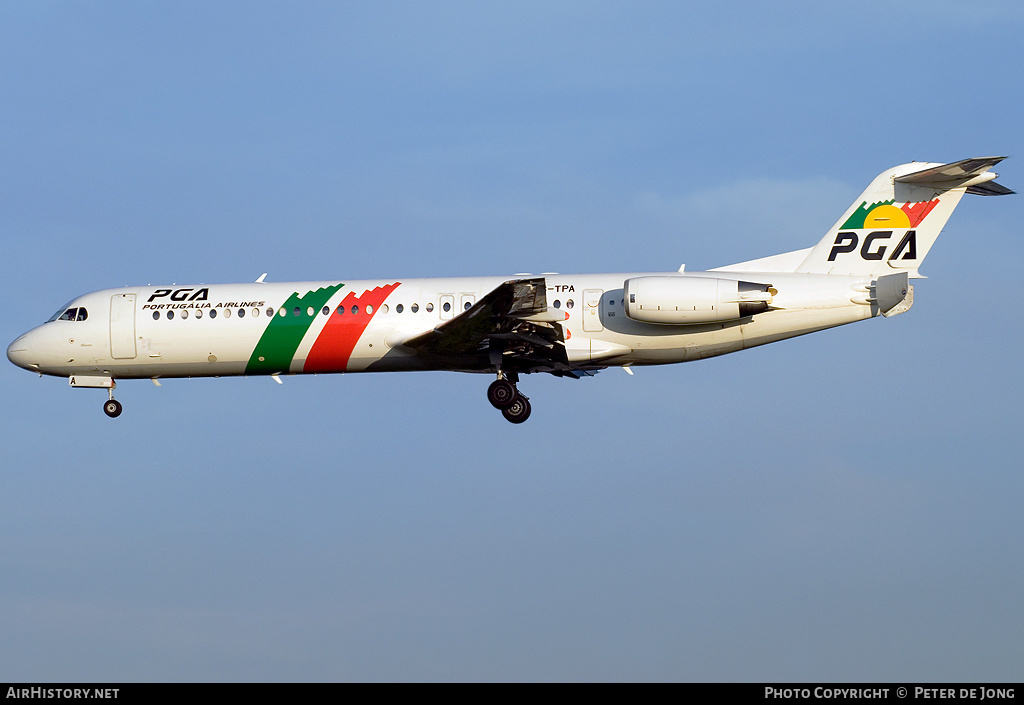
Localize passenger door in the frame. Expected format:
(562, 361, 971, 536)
(109, 294, 137, 359)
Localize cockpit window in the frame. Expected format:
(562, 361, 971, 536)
(47, 301, 76, 322)
(51, 307, 89, 322)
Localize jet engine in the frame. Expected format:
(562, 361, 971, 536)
(623, 276, 773, 324)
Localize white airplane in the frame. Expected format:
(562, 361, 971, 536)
(8, 157, 1012, 423)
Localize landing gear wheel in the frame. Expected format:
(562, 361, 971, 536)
(501, 395, 531, 424)
(487, 379, 518, 409)
(103, 399, 123, 418)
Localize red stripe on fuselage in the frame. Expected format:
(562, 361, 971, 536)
(303, 283, 400, 372)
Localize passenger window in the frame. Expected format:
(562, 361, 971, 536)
(443, 302, 451, 313)
(566, 299, 574, 309)
(252, 308, 259, 317)
(76, 308, 88, 321)
(196, 309, 203, 319)
(336, 305, 344, 316)
(167, 311, 174, 320)
(152, 311, 160, 320)
(426, 303, 434, 312)
(366, 305, 373, 314)
(553, 300, 561, 309)
(181, 310, 189, 320)
(238, 308, 245, 318)
(396, 304, 404, 313)
(224, 308, 232, 318)
(293, 307, 301, 317)
(381, 304, 389, 314)
(210, 309, 218, 319)
(267, 308, 276, 317)
(464, 301, 472, 310)
(321, 306, 329, 316)
(351, 305, 359, 315)
(411, 303, 419, 313)
(306, 307, 314, 316)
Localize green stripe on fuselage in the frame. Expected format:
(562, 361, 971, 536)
(246, 284, 343, 374)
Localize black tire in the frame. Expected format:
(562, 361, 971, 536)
(487, 379, 518, 409)
(103, 399, 123, 418)
(501, 395, 531, 424)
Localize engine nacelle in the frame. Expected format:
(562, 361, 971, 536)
(623, 276, 772, 325)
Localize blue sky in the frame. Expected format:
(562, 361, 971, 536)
(2, 1, 1022, 681)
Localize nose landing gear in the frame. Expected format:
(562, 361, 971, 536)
(103, 386, 122, 418)
(69, 375, 122, 418)
(487, 373, 531, 424)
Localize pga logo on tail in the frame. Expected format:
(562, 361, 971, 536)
(827, 230, 917, 262)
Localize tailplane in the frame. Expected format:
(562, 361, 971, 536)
(795, 157, 1012, 277)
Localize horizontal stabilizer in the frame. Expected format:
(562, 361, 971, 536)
(967, 180, 1015, 196)
(896, 156, 1009, 191)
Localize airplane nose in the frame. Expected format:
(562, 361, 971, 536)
(7, 334, 36, 371)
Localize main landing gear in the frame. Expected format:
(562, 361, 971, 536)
(487, 374, 531, 424)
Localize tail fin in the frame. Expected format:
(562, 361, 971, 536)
(796, 157, 1012, 277)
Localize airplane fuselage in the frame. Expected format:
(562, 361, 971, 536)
(8, 271, 876, 381)
(9, 158, 1007, 422)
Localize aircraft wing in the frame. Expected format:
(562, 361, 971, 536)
(401, 277, 573, 374)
